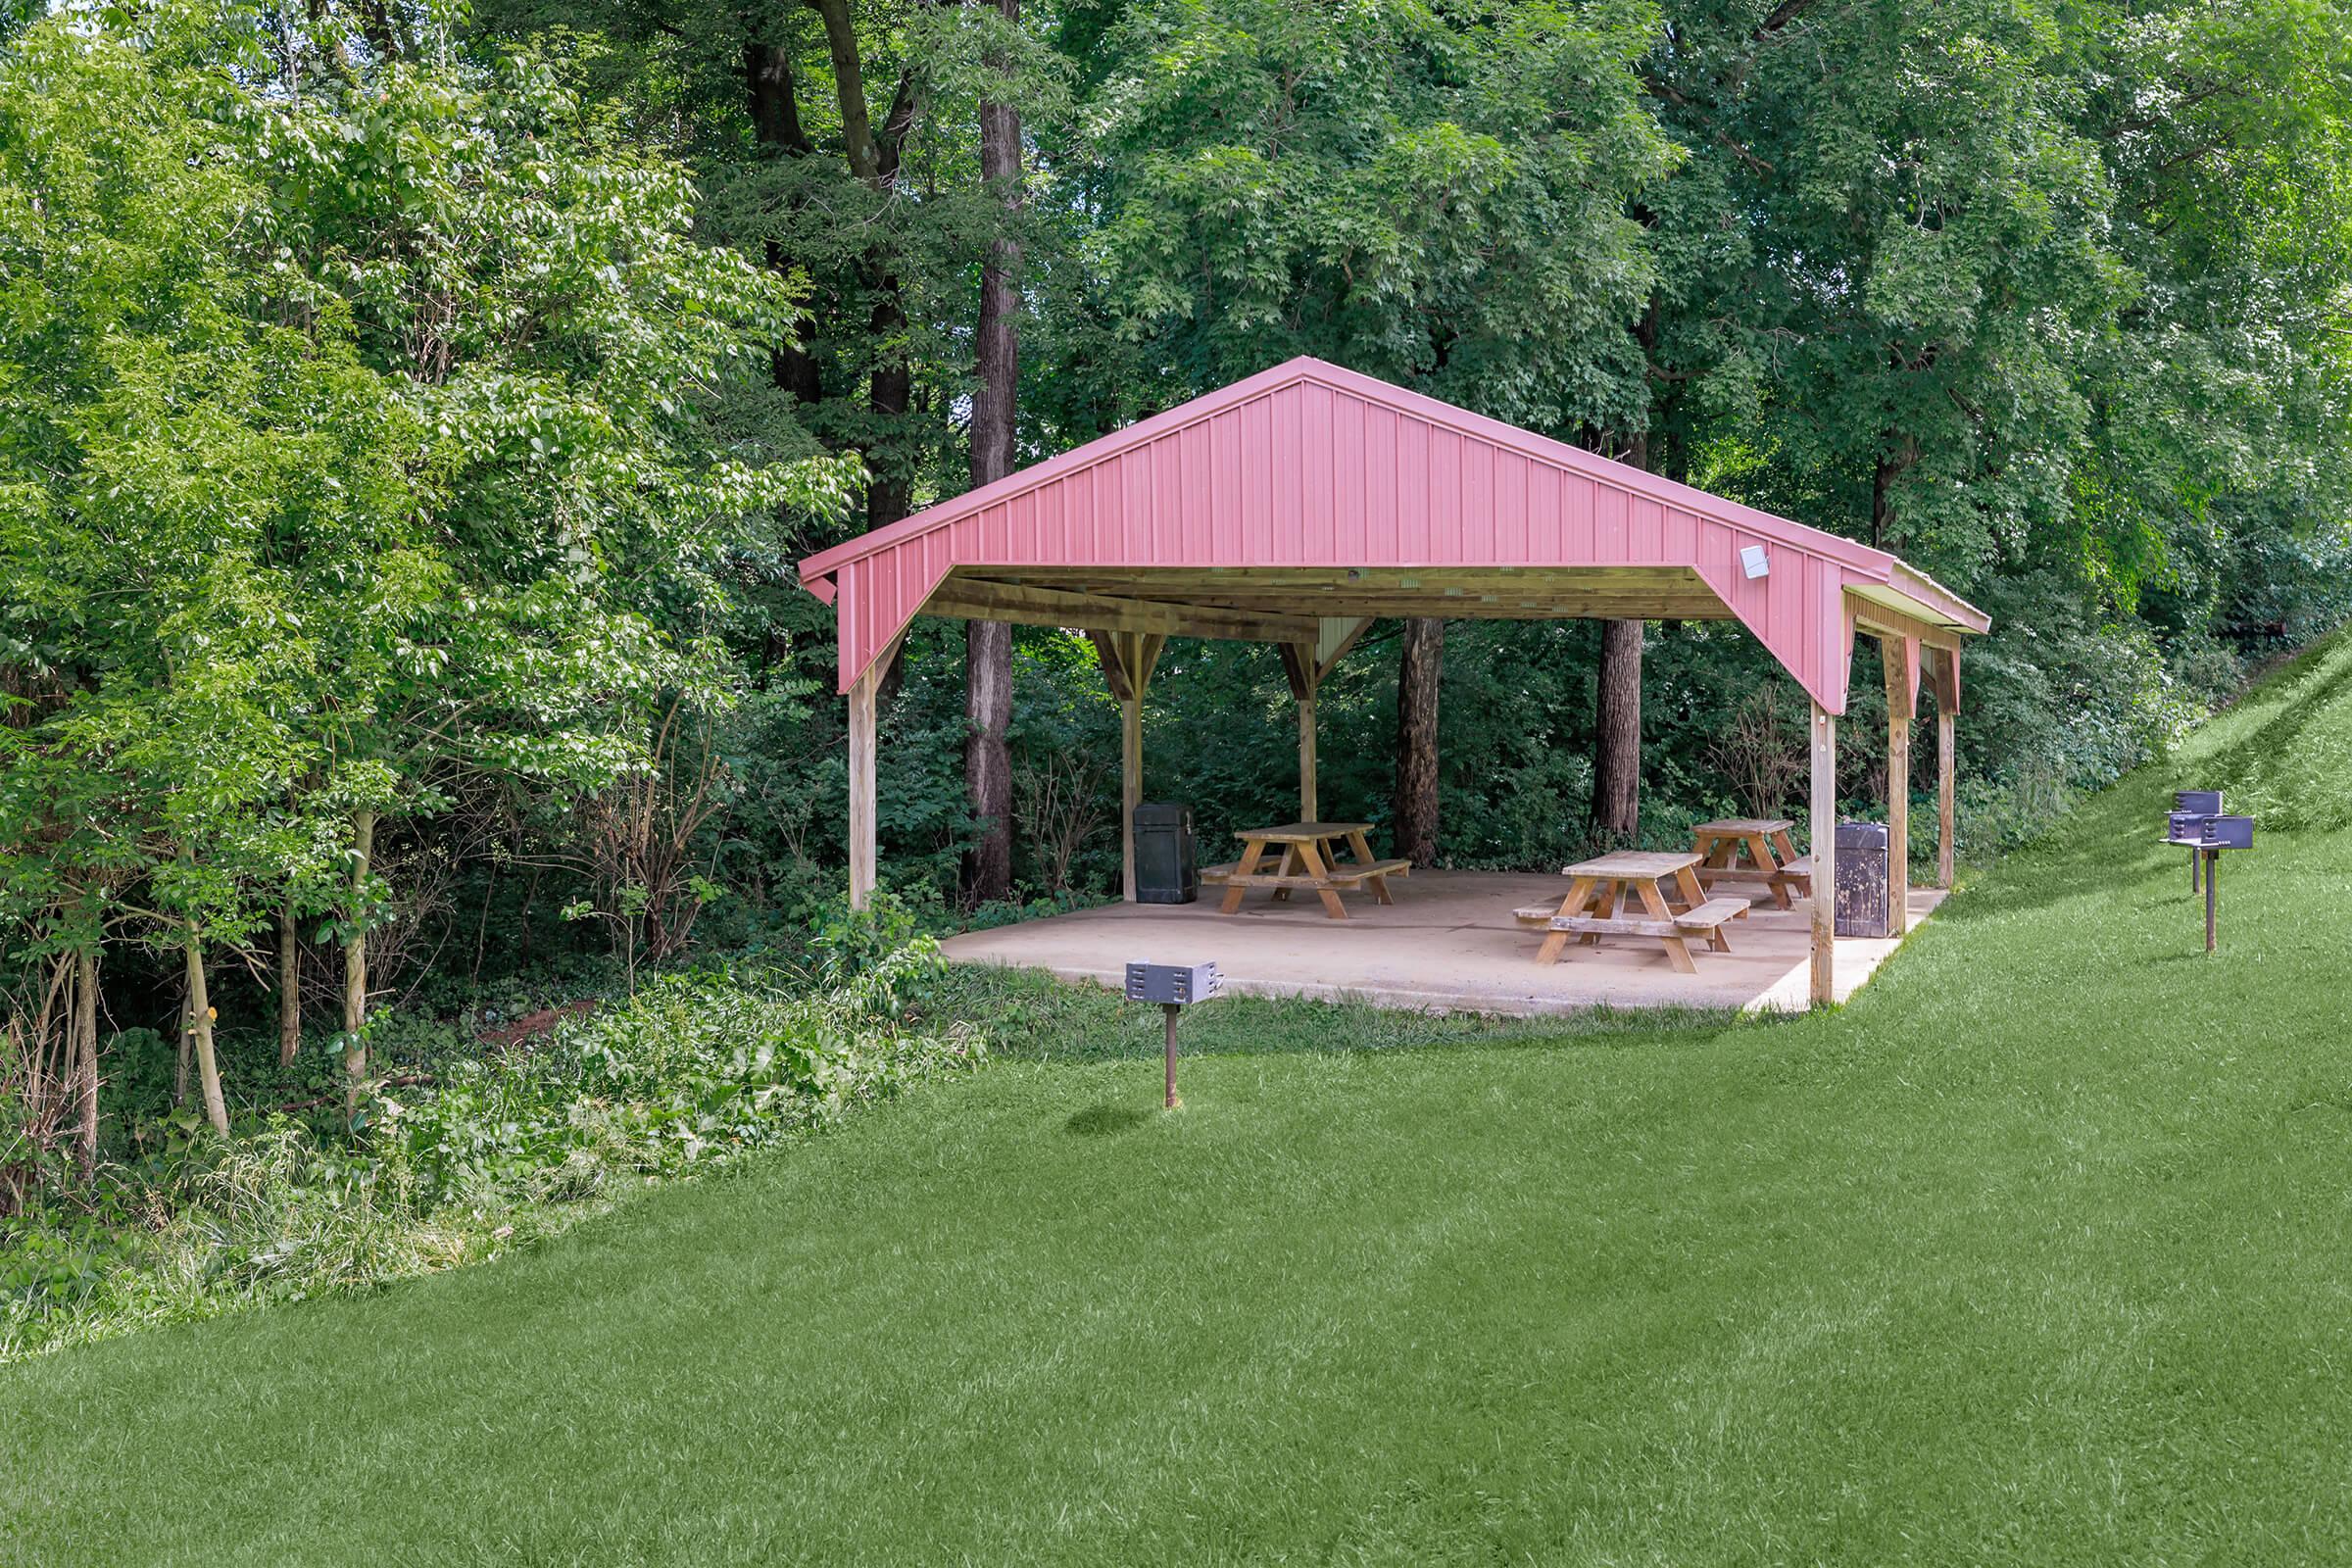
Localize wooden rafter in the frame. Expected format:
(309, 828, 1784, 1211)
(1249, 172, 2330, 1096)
(965, 566, 1735, 625)
(1126, 596, 1734, 621)
(1276, 642, 1314, 701)
(1851, 596, 1964, 653)
(1085, 629, 1133, 702)
(925, 574, 1319, 641)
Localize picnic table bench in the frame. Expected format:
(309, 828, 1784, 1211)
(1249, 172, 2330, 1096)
(1201, 821, 1410, 921)
(1690, 817, 1812, 908)
(1513, 850, 1748, 973)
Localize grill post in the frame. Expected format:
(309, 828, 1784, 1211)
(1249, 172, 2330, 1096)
(1163, 1004, 1181, 1109)
(2169, 798, 2249, 952)
(2205, 849, 2217, 954)
(1126, 960, 1220, 1109)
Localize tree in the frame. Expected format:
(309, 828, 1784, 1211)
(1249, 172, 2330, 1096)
(250, 37, 859, 1113)
(514, 0, 978, 542)
(1393, 618, 1445, 865)
(0, 4, 857, 1134)
(962, 0, 1030, 904)
(1590, 617, 1643, 841)
(0, 8, 323, 1137)
(1065, 0, 1676, 851)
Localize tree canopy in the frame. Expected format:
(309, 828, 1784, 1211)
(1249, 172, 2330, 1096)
(5, 0, 2352, 1174)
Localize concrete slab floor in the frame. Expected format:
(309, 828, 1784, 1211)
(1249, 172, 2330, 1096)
(940, 869, 1946, 1018)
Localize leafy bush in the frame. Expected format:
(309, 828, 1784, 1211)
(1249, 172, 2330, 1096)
(0, 951, 982, 1361)
(388, 947, 974, 1203)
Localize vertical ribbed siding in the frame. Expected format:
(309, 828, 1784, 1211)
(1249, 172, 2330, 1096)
(823, 371, 1907, 714)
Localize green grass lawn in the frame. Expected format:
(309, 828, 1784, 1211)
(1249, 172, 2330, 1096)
(11, 637, 2352, 1565)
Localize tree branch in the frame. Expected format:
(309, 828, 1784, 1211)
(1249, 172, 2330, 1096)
(1753, 0, 1821, 39)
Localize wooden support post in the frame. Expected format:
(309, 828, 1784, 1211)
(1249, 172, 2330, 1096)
(1883, 637, 1915, 937)
(848, 662, 880, 912)
(1094, 630, 1163, 904)
(1810, 701, 1838, 1007)
(1281, 617, 1365, 828)
(1933, 647, 1959, 889)
(847, 636, 906, 912)
(1122, 675, 1143, 902)
(1936, 705, 1954, 889)
(1298, 684, 1317, 822)
(1278, 640, 1320, 824)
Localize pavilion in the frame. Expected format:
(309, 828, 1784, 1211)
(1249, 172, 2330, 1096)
(797, 357, 1987, 1006)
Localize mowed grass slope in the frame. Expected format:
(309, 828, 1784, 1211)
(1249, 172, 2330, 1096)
(10, 638, 2352, 1566)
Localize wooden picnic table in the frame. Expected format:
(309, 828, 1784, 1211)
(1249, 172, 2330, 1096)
(1690, 816, 1812, 908)
(1201, 821, 1410, 921)
(1513, 850, 1749, 973)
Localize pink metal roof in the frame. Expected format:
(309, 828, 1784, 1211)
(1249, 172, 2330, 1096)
(799, 357, 1988, 713)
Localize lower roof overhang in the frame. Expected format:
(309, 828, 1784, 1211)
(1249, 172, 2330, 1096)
(912, 564, 1976, 652)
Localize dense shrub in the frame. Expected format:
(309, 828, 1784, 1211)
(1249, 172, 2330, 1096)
(0, 949, 982, 1362)
(388, 948, 972, 1202)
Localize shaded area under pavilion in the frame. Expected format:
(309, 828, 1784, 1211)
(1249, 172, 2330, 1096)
(798, 357, 1988, 1008)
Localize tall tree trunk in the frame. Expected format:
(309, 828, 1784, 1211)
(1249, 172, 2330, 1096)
(74, 945, 98, 1176)
(174, 988, 191, 1107)
(342, 808, 376, 1126)
(862, 295, 915, 534)
(355, 0, 400, 60)
(1870, 430, 1918, 551)
(963, 0, 1023, 904)
(277, 895, 301, 1067)
(1592, 618, 1643, 842)
(963, 622, 1013, 901)
(183, 926, 228, 1137)
(1394, 617, 1445, 864)
(809, 0, 920, 537)
(744, 41, 823, 408)
(1592, 432, 1649, 844)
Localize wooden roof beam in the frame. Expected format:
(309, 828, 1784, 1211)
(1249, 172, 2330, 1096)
(924, 575, 1319, 642)
(1004, 566, 1706, 594)
(1099, 597, 1735, 621)
(1850, 596, 1964, 653)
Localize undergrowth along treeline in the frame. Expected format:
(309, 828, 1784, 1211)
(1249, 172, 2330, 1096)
(3, 932, 980, 1364)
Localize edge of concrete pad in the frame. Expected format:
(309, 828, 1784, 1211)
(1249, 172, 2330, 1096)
(947, 953, 1735, 1021)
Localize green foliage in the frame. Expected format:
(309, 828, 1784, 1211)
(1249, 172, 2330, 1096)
(0, 956, 981, 1360)
(0, 0, 858, 1158)
(382, 949, 974, 1203)
(1072, 0, 1674, 433)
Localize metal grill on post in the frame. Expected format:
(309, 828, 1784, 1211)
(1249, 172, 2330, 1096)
(2168, 790, 2223, 893)
(2162, 792, 2252, 951)
(1124, 960, 1222, 1108)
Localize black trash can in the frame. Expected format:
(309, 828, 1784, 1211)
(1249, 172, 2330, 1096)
(1833, 820, 1890, 938)
(1133, 803, 1198, 905)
